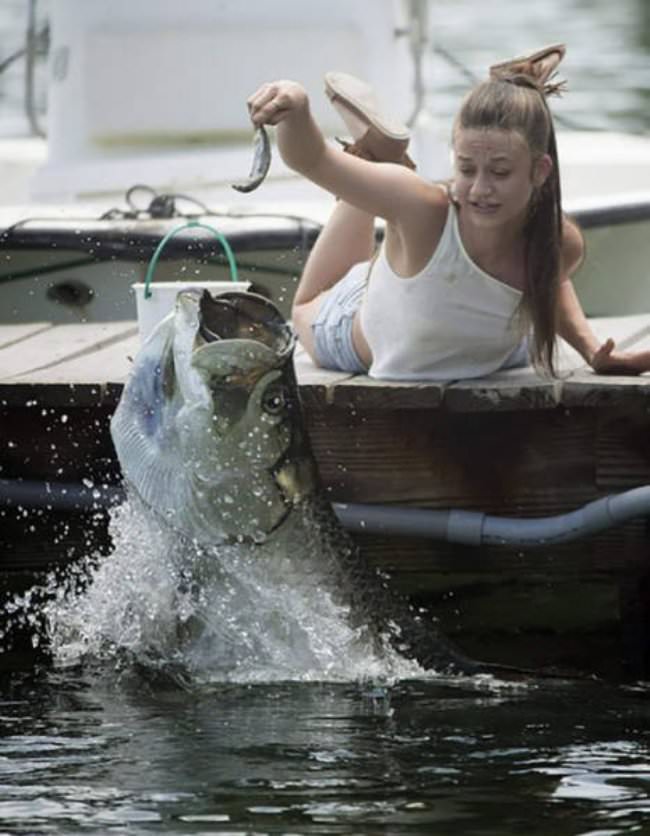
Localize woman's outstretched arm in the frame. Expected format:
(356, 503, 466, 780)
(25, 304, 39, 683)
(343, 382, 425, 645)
(557, 221, 650, 375)
(246, 80, 435, 229)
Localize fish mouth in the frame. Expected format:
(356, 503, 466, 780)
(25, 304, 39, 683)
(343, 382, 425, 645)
(197, 290, 295, 357)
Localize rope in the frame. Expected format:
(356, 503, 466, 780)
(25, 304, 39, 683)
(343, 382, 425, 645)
(99, 184, 323, 228)
(25, 0, 46, 137)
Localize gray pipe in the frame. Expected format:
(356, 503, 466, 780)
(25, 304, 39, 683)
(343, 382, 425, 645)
(0, 479, 124, 513)
(333, 485, 650, 548)
(1, 479, 648, 548)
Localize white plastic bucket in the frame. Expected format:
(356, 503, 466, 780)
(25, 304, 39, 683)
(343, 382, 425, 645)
(136, 220, 248, 342)
(134, 280, 251, 342)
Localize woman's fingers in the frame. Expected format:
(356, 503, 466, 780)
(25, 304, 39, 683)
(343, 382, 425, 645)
(591, 338, 614, 367)
(597, 337, 615, 357)
(247, 83, 278, 123)
(246, 81, 305, 126)
(590, 338, 650, 375)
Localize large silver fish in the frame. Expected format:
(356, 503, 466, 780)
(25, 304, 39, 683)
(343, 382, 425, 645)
(110, 290, 486, 675)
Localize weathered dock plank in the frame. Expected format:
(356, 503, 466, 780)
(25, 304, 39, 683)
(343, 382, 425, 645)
(296, 314, 650, 412)
(0, 321, 137, 383)
(443, 369, 562, 412)
(13, 328, 139, 385)
(0, 315, 648, 406)
(0, 322, 137, 406)
(0, 322, 53, 350)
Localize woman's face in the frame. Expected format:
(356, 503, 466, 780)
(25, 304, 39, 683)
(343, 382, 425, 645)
(452, 127, 551, 229)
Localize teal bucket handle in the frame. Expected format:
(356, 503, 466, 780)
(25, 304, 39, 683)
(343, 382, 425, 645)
(143, 220, 239, 299)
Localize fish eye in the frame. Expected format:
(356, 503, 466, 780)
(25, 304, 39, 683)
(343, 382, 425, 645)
(261, 383, 288, 415)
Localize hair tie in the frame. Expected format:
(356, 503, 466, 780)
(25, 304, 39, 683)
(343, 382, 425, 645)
(498, 71, 567, 99)
(489, 44, 567, 98)
(541, 78, 568, 98)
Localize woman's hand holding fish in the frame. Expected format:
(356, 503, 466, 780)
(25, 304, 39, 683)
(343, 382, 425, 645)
(248, 80, 327, 178)
(247, 81, 309, 127)
(233, 80, 308, 193)
(233, 80, 319, 192)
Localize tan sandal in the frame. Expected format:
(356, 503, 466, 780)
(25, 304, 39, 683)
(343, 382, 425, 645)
(489, 43, 566, 86)
(324, 71, 412, 165)
(334, 136, 416, 170)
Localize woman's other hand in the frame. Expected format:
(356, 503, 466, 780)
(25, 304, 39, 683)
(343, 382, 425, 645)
(590, 337, 650, 375)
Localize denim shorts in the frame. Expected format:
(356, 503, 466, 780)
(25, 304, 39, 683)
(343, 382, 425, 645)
(311, 261, 369, 373)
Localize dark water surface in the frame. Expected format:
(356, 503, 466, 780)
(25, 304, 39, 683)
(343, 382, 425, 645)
(1, 491, 648, 834)
(2, 671, 650, 835)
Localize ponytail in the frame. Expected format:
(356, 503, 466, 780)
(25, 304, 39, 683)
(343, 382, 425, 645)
(454, 67, 567, 375)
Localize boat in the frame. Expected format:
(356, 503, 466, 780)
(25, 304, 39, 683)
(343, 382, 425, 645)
(1, 0, 650, 678)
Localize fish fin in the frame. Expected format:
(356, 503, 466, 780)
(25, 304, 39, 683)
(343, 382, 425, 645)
(111, 317, 185, 516)
(111, 407, 184, 516)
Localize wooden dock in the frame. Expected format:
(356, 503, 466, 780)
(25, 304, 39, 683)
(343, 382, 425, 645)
(1, 316, 650, 677)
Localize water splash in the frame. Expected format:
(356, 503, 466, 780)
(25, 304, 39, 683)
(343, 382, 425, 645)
(36, 497, 423, 685)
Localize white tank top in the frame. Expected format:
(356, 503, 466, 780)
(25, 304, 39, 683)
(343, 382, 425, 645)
(360, 203, 526, 381)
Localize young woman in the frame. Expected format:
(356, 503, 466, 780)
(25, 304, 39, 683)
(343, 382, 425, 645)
(247, 44, 650, 380)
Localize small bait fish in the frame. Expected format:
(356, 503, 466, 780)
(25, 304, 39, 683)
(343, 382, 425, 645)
(231, 125, 271, 193)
